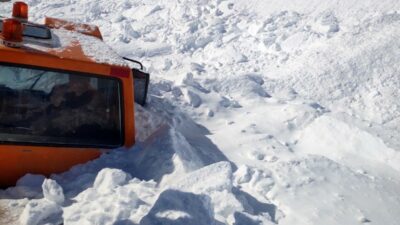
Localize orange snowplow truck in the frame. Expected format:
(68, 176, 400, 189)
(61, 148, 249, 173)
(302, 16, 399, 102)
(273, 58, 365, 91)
(0, 2, 149, 187)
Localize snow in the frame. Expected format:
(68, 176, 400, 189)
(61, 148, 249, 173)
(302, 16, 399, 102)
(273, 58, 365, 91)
(42, 179, 65, 205)
(25, 28, 128, 66)
(295, 115, 400, 173)
(20, 199, 62, 225)
(1, 0, 400, 225)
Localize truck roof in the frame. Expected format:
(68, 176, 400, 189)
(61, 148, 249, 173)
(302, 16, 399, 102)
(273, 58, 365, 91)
(0, 17, 127, 67)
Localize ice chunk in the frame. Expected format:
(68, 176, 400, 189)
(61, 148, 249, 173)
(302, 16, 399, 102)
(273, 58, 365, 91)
(171, 161, 233, 194)
(93, 169, 131, 194)
(42, 179, 65, 205)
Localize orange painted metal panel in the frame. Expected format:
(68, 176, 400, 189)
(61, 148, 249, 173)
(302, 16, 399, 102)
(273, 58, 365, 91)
(0, 44, 135, 187)
(0, 145, 101, 188)
(45, 17, 103, 40)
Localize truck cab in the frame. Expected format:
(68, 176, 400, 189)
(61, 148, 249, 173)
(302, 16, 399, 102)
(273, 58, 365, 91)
(0, 2, 148, 187)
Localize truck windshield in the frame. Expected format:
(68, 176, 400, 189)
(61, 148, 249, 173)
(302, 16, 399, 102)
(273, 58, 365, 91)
(0, 64, 123, 148)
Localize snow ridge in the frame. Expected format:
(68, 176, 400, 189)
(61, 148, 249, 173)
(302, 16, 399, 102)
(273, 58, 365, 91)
(0, 0, 399, 225)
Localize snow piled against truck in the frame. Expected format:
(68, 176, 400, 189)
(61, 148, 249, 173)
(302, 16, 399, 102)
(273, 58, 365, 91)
(0, 0, 400, 224)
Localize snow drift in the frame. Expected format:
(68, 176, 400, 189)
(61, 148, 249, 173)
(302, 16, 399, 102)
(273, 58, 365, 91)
(0, 0, 399, 224)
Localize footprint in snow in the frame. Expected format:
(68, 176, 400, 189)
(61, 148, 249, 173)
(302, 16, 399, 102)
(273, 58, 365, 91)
(234, 165, 275, 197)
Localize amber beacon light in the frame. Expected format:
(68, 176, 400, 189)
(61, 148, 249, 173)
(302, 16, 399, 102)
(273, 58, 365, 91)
(12, 1, 28, 21)
(0, 18, 23, 48)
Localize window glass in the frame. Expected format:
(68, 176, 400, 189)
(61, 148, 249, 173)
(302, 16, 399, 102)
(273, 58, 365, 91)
(0, 64, 123, 148)
(23, 25, 52, 39)
(0, 21, 52, 39)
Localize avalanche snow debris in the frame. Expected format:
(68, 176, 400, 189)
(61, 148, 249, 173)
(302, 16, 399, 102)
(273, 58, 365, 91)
(42, 179, 65, 205)
(19, 199, 62, 225)
(0, 0, 400, 225)
(295, 115, 400, 173)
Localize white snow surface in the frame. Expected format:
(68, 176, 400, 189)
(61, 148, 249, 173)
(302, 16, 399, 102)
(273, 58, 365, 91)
(1, 0, 400, 225)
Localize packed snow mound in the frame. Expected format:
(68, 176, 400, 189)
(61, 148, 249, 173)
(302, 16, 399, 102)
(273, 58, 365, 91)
(237, 0, 400, 20)
(276, 15, 400, 125)
(295, 115, 400, 172)
(268, 156, 400, 225)
(1, 0, 400, 225)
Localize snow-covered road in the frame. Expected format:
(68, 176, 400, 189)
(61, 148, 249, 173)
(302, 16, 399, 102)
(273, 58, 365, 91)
(1, 0, 400, 224)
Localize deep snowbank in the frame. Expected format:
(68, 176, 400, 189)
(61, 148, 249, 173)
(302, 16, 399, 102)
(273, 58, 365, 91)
(0, 0, 399, 224)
